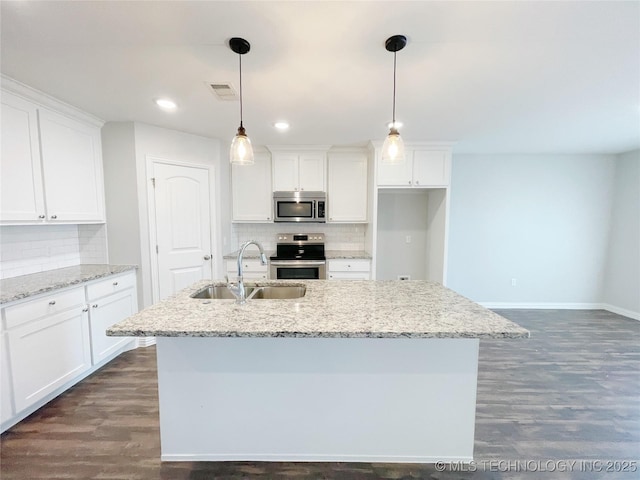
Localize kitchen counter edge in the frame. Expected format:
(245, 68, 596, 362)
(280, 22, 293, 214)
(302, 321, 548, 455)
(0, 264, 138, 304)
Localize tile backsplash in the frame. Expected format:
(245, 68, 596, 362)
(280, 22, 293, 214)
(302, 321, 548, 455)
(0, 224, 108, 279)
(231, 223, 367, 252)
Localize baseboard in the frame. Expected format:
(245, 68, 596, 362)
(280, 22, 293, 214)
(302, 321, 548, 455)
(600, 304, 640, 321)
(480, 302, 602, 310)
(480, 302, 640, 321)
(137, 337, 156, 347)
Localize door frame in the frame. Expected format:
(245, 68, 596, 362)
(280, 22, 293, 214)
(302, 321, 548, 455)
(146, 156, 218, 304)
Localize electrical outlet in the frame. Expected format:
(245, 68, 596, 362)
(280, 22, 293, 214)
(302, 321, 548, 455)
(405, 235, 412, 244)
(398, 275, 410, 281)
(511, 278, 517, 287)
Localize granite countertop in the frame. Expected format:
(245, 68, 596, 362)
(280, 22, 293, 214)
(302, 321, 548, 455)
(108, 280, 529, 340)
(223, 250, 275, 260)
(0, 264, 137, 304)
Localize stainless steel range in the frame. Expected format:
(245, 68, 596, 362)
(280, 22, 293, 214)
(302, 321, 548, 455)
(269, 233, 326, 280)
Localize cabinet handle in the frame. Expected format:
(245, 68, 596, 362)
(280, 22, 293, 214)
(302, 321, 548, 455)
(300, 188, 304, 191)
(82, 307, 89, 313)
(408, 181, 412, 185)
(50, 215, 57, 219)
(113, 281, 119, 286)
(204, 255, 211, 261)
(48, 300, 56, 305)
(415, 180, 420, 185)
(92, 304, 98, 308)
(38, 215, 45, 219)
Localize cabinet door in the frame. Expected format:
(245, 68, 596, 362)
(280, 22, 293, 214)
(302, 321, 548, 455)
(412, 150, 451, 187)
(327, 153, 367, 222)
(376, 150, 413, 186)
(38, 108, 105, 222)
(0, 92, 46, 223)
(8, 307, 91, 413)
(88, 288, 136, 365)
(272, 154, 299, 191)
(298, 154, 326, 191)
(0, 332, 14, 424)
(232, 153, 273, 222)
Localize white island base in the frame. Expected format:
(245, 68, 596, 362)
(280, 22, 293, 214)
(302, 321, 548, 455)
(156, 336, 480, 463)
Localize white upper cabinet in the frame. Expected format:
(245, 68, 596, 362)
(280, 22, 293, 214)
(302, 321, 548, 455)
(232, 152, 273, 222)
(39, 109, 105, 222)
(327, 152, 368, 222)
(377, 146, 452, 188)
(297, 154, 326, 191)
(412, 149, 451, 187)
(271, 148, 327, 192)
(0, 82, 106, 224)
(0, 91, 46, 222)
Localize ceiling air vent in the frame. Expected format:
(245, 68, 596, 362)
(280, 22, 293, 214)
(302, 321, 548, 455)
(208, 83, 238, 101)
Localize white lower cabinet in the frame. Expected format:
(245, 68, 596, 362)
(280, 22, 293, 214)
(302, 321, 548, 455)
(1, 332, 14, 424)
(1, 271, 138, 432)
(6, 288, 91, 413)
(225, 259, 268, 280)
(327, 259, 371, 280)
(87, 272, 137, 365)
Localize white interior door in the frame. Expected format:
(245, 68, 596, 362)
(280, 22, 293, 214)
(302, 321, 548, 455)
(152, 162, 213, 301)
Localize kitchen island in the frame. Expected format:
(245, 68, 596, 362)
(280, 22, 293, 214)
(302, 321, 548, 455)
(108, 280, 528, 463)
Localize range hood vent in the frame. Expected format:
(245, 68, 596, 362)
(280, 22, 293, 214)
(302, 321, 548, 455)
(208, 83, 238, 101)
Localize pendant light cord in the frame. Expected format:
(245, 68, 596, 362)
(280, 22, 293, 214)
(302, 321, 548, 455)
(392, 50, 397, 125)
(239, 53, 244, 129)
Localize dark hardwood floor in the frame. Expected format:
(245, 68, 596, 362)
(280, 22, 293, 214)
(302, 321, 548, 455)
(1, 309, 639, 479)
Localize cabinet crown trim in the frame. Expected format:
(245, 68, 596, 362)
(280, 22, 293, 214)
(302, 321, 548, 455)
(266, 145, 331, 153)
(1, 75, 105, 128)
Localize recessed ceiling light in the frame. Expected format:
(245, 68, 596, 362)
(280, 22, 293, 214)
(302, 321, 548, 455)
(274, 122, 290, 130)
(155, 98, 177, 111)
(387, 121, 403, 129)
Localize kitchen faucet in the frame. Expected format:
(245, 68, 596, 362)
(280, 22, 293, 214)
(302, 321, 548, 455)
(227, 240, 267, 304)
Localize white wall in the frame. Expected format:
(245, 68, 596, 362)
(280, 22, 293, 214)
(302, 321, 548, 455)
(376, 190, 429, 281)
(447, 154, 616, 306)
(102, 122, 224, 308)
(132, 123, 223, 307)
(603, 150, 640, 317)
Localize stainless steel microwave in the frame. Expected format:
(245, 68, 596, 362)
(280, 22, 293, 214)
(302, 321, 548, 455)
(273, 191, 326, 223)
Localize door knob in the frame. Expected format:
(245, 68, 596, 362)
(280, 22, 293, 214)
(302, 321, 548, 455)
(204, 255, 211, 261)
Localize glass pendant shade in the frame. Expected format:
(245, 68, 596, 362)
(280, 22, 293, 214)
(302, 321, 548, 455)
(229, 37, 253, 165)
(381, 127, 405, 164)
(230, 125, 254, 165)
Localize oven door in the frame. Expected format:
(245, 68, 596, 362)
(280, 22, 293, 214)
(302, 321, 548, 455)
(270, 260, 326, 280)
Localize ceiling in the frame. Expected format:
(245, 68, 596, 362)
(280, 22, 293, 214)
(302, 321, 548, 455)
(1, 1, 638, 154)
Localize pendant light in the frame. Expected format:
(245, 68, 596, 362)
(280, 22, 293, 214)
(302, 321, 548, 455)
(381, 35, 407, 164)
(229, 37, 254, 165)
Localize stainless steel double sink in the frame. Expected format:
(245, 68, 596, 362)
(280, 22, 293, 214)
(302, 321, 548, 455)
(191, 284, 306, 300)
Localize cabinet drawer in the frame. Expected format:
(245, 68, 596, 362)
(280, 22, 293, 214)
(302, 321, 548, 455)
(86, 272, 136, 300)
(328, 259, 371, 273)
(4, 287, 85, 329)
(328, 272, 371, 280)
(225, 259, 267, 273)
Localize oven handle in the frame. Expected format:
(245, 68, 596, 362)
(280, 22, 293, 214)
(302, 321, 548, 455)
(270, 260, 326, 266)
